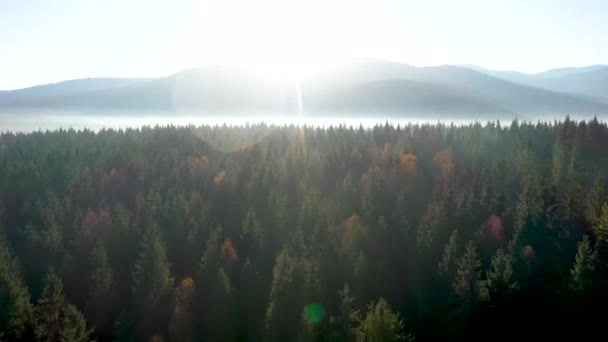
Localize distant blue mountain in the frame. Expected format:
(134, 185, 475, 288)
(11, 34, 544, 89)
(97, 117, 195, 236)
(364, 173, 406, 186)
(461, 64, 608, 100)
(1, 60, 607, 118)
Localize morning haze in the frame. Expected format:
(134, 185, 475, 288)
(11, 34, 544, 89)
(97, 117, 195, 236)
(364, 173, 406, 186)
(2, 1, 608, 341)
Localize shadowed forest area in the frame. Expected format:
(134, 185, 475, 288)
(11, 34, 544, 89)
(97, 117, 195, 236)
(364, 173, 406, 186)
(2, 117, 608, 341)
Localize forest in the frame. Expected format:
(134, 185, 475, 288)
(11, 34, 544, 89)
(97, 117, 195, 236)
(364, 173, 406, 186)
(1, 117, 608, 341)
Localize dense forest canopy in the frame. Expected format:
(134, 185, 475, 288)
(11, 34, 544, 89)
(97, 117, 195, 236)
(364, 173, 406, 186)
(2, 117, 608, 340)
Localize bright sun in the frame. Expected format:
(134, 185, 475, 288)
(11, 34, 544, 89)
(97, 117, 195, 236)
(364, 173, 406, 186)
(180, 0, 357, 82)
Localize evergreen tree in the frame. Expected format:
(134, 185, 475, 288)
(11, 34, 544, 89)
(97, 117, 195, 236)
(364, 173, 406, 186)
(331, 284, 361, 341)
(35, 271, 66, 341)
(584, 177, 604, 226)
(85, 241, 114, 334)
(197, 226, 222, 288)
(484, 249, 518, 299)
(61, 304, 93, 342)
(241, 209, 264, 256)
(168, 277, 195, 342)
(35, 271, 92, 342)
(203, 268, 234, 341)
(451, 242, 482, 317)
(357, 298, 412, 342)
(0, 235, 33, 340)
(131, 224, 174, 339)
(438, 230, 459, 278)
(570, 235, 598, 292)
(593, 203, 608, 256)
(264, 249, 303, 341)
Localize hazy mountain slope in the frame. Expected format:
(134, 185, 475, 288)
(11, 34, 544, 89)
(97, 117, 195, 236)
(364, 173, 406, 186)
(0, 78, 152, 106)
(306, 79, 513, 117)
(1, 60, 607, 117)
(461, 64, 608, 100)
(459, 65, 532, 84)
(413, 66, 608, 115)
(534, 65, 607, 79)
(532, 67, 608, 100)
(15, 78, 177, 111)
(331, 62, 608, 115)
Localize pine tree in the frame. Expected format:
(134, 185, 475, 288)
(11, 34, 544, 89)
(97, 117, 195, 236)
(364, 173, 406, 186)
(357, 298, 412, 342)
(197, 226, 222, 288)
(452, 241, 482, 317)
(593, 203, 608, 256)
(237, 257, 267, 340)
(35, 271, 92, 342)
(331, 284, 361, 341)
(264, 249, 302, 341)
(438, 230, 459, 278)
(131, 224, 174, 338)
(484, 249, 518, 299)
(35, 271, 66, 341)
(169, 277, 195, 342)
(0, 235, 33, 340)
(60, 304, 93, 342)
(570, 235, 598, 292)
(132, 224, 173, 308)
(551, 139, 564, 185)
(204, 268, 234, 341)
(241, 209, 264, 256)
(584, 177, 604, 226)
(85, 241, 114, 334)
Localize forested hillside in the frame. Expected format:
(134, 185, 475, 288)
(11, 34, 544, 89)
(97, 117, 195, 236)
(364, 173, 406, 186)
(2, 118, 608, 340)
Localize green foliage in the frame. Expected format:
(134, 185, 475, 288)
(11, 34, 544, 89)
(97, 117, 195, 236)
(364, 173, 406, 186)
(570, 235, 598, 292)
(357, 298, 411, 342)
(131, 224, 173, 339)
(132, 224, 173, 310)
(2, 119, 608, 340)
(484, 249, 518, 299)
(0, 235, 33, 339)
(331, 284, 361, 342)
(438, 230, 460, 278)
(452, 242, 482, 316)
(85, 241, 115, 334)
(35, 271, 66, 341)
(35, 271, 92, 342)
(594, 203, 608, 255)
(264, 249, 301, 341)
(198, 225, 222, 286)
(60, 304, 93, 342)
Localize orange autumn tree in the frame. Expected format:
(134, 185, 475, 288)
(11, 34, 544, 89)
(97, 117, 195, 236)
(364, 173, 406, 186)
(169, 277, 195, 342)
(222, 238, 239, 279)
(399, 152, 417, 174)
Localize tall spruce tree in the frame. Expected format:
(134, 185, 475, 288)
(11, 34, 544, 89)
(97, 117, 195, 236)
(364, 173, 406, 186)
(570, 235, 598, 292)
(131, 224, 174, 339)
(0, 235, 33, 340)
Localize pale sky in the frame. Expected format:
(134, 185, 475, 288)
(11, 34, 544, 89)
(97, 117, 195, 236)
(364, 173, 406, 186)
(1, 0, 607, 90)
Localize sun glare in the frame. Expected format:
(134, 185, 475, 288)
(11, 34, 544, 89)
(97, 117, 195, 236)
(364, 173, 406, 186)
(180, 0, 357, 82)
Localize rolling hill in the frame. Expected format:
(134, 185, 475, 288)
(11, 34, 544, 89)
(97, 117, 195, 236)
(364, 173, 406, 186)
(461, 64, 608, 101)
(1, 59, 607, 118)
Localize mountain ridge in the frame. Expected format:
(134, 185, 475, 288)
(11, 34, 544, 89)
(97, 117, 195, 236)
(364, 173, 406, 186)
(1, 60, 607, 118)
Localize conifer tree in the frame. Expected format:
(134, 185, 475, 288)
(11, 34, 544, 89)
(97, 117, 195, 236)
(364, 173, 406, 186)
(35, 271, 92, 342)
(331, 284, 361, 341)
(264, 249, 303, 341)
(85, 241, 114, 334)
(357, 298, 412, 342)
(438, 230, 460, 278)
(131, 224, 174, 338)
(593, 203, 608, 256)
(0, 235, 33, 340)
(570, 235, 598, 292)
(452, 242, 482, 316)
(484, 248, 518, 299)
